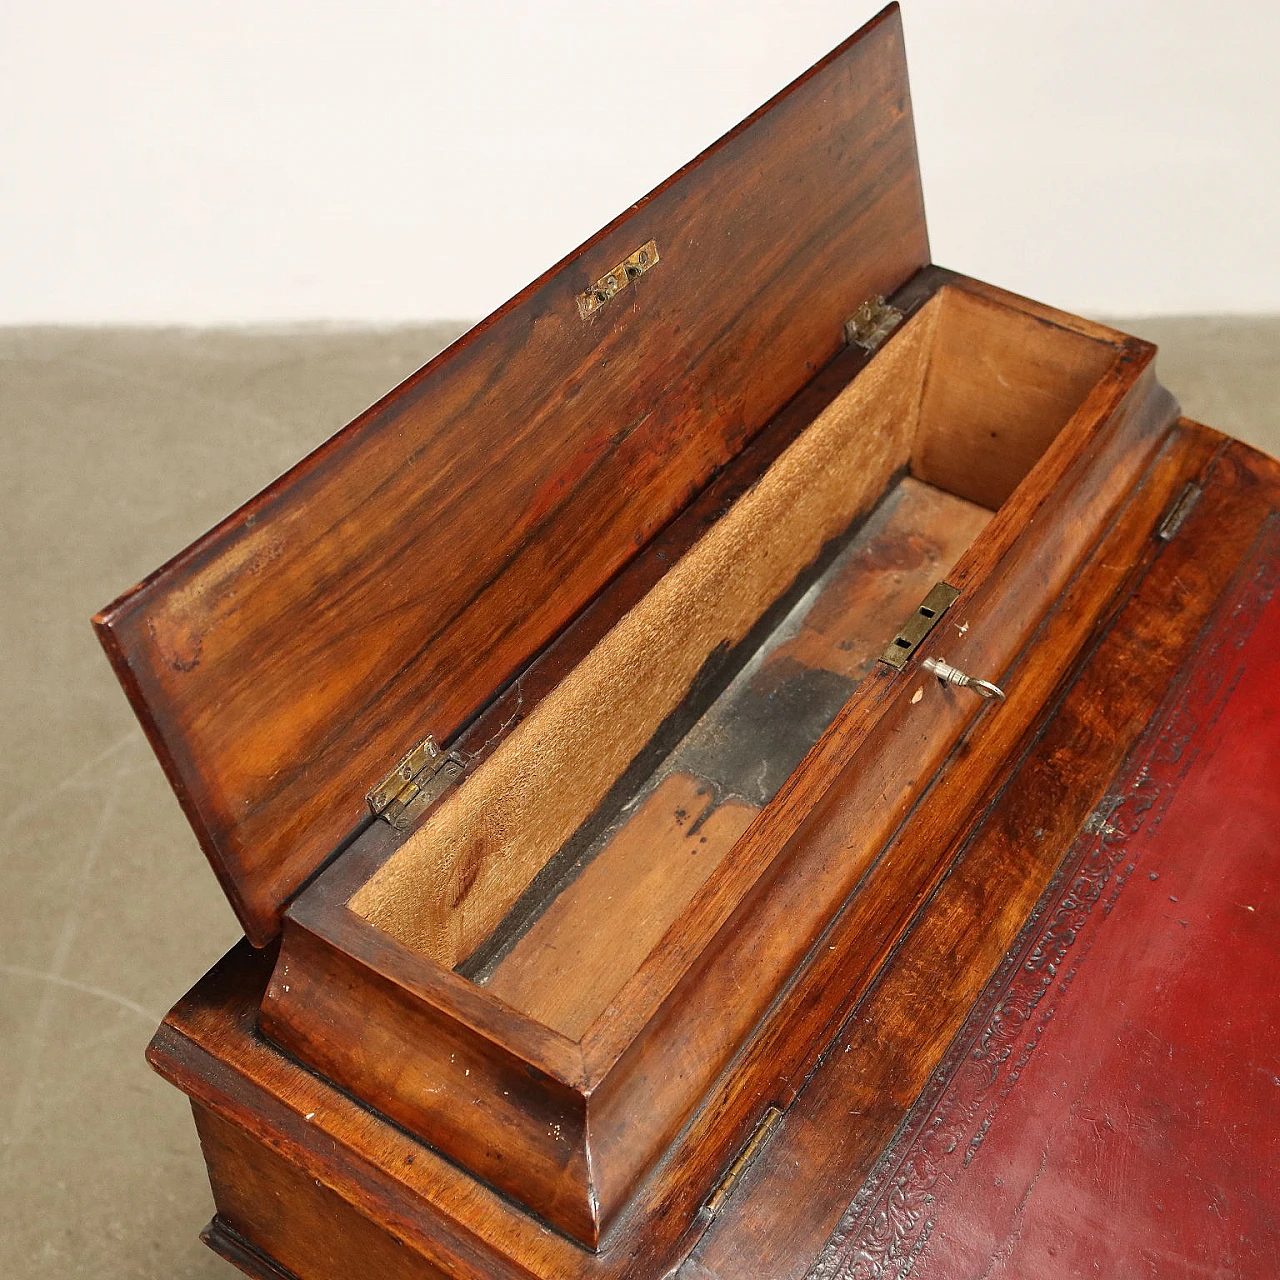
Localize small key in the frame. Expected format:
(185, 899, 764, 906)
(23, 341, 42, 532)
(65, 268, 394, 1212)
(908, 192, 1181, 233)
(922, 656, 1006, 701)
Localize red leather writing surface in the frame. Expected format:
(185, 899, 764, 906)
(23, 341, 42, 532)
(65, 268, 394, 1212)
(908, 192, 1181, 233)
(816, 539, 1280, 1278)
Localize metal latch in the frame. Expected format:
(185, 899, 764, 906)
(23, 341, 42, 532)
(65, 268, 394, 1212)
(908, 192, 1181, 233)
(704, 1105, 784, 1219)
(881, 582, 960, 670)
(844, 295, 904, 352)
(367, 736, 464, 831)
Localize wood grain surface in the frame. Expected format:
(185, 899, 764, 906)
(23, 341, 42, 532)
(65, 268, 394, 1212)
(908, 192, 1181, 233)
(92, 4, 929, 945)
(912, 285, 1118, 508)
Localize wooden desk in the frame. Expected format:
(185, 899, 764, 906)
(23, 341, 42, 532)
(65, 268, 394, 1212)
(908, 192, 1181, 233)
(148, 428, 1280, 1279)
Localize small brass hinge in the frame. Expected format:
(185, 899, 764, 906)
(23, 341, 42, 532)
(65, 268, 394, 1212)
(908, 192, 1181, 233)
(367, 736, 465, 831)
(576, 240, 659, 318)
(704, 1105, 784, 1219)
(844, 295, 904, 352)
(881, 582, 961, 670)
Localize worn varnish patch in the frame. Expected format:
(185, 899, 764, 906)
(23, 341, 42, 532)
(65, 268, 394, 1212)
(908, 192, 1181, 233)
(477, 477, 991, 1038)
(484, 773, 758, 1038)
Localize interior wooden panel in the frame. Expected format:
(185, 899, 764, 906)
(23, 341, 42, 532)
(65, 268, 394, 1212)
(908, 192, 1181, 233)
(349, 300, 941, 967)
(90, 7, 930, 946)
(910, 286, 1120, 509)
(483, 773, 758, 1038)
(482, 478, 993, 1039)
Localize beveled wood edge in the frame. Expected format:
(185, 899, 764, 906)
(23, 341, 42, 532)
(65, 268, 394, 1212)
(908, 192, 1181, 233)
(202, 1216, 302, 1280)
(280, 903, 589, 1086)
(896, 266, 1148, 354)
(93, 616, 258, 934)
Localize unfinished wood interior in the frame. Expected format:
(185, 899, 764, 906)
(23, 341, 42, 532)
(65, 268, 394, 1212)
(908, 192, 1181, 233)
(349, 284, 1121, 1037)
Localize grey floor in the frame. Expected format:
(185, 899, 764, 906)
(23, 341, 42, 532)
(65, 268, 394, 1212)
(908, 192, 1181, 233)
(2, 317, 1277, 1278)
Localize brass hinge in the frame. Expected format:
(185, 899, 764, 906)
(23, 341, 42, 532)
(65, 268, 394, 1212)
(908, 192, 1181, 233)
(366, 736, 465, 831)
(881, 582, 961, 670)
(844, 295, 904, 352)
(704, 1105, 784, 1219)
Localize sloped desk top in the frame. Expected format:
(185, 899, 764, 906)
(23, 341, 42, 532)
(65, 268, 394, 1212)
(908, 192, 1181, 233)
(150, 426, 1280, 1280)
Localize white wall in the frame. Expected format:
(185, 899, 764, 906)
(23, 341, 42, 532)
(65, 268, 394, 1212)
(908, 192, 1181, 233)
(1, 0, 1276, 324)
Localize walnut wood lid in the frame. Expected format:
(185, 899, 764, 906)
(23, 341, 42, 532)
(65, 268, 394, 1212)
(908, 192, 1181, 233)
(93, 4, 929, 945)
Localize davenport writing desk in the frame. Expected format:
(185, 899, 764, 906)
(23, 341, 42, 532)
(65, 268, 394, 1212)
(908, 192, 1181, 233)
(94, 6, 1280, 1277)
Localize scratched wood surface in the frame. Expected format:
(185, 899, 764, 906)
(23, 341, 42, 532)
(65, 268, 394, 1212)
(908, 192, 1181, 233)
(92, 4, 930, 946)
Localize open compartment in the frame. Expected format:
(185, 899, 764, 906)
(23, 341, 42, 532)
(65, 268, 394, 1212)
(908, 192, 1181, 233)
(349, 282, 1117, 1034)
(257, 275, 1169, 1247)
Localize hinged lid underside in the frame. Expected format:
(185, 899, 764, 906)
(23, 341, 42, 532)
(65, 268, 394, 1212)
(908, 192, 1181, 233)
(94, 5, 929, 945)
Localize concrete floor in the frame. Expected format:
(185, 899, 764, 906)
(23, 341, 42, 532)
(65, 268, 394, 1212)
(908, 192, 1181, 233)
(1, 316, 1277, 1278)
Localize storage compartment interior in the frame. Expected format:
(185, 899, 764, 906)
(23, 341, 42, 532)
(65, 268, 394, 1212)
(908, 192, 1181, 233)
(349, 285, 1120, 1038)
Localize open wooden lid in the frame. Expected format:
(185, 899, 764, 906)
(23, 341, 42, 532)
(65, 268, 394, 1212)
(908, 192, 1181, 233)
(94, 4, 929, 945)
